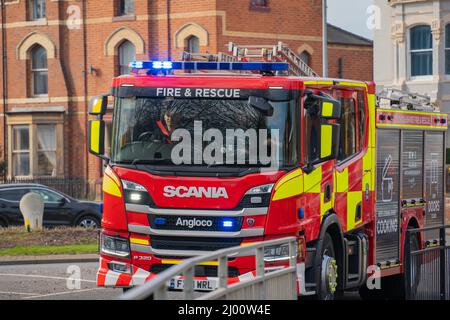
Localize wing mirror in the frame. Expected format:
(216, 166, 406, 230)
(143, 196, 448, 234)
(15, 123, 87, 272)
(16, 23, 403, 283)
(89, 95, 109, 116)
(88, 120, 106, 157)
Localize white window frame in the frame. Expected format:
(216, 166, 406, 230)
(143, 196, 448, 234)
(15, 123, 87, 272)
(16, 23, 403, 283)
(29, 0, 46, 21)
(30, 46, 48, 97)
(11, 125, 31, 178)
(408, 25, 433, 81)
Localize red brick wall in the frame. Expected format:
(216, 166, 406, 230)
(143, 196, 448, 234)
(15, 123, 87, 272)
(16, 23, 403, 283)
(328, 44, 374, 82)
(0, 0, 373, 182)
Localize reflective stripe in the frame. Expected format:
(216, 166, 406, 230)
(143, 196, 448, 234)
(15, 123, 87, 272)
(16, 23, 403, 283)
(161, 259, 219, 266)
(272, 170, 303, 201)
(130, 237, 150, 246)
(320, 124, 333, 158)
(335, 167, 348, 193)
(347, 191, 362, 231)
(303, 166, 321, 193)
(103, 173, 122, 197)
(322, 102, 334, 117)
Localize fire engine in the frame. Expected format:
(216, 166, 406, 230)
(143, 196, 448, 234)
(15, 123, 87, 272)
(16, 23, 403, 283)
(89, 43, 448, 299)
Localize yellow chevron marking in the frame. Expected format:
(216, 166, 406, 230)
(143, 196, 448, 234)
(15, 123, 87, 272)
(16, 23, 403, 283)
(273, 170, 304, 201)
(347, 191, 363, 231)
(102, 172, 122, 198)
(303, 166, 322, 193)
(335, 167, 348, 193)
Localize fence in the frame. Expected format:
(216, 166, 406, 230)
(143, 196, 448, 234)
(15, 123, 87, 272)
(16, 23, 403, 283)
(121, 237, 298, 300)
(0, 177, 101, 201)
(405, 225, 450, 300)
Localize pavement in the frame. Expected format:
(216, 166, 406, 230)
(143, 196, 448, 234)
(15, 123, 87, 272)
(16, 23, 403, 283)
(0, 254, 99, 266)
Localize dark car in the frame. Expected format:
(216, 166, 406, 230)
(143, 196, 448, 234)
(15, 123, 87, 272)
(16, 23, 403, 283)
(0, 184, 102, 228)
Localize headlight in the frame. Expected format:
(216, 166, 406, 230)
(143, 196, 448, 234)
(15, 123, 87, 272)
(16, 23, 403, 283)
(245, 183, 274, 195)
(122, 180, 147, 191)
(264, 244, 290, 262)
(101, 234, 130, 258)
(121, 180, 152, 205)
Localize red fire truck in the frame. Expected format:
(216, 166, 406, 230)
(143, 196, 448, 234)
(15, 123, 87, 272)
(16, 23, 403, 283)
(89, 57, 447, 299)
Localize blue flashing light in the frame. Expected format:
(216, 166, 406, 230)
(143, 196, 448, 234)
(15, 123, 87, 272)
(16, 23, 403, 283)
(154, 217, 167, 226)
(129, 60, 289, 73)
(298, 208, 304, 220)
(222, 220, 234, 229)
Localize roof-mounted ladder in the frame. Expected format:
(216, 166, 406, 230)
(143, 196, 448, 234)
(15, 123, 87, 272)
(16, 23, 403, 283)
(181, 41, 319, 77)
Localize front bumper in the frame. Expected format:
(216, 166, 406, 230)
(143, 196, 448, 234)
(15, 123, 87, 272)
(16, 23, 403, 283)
(96, 257, 258, 288)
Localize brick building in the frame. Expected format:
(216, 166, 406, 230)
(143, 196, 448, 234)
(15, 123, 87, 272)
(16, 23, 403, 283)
(0, 0, 373, 192)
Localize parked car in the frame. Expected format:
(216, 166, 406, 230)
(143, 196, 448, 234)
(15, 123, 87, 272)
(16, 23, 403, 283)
(0, 183, 102, 228)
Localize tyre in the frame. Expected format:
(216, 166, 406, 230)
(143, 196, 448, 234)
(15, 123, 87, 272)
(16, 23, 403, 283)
(76, 215, 100, 228)
(317, 233, 339, 300)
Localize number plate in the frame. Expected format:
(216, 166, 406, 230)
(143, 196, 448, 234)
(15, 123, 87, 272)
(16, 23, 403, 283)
(168, 278, 217, 292)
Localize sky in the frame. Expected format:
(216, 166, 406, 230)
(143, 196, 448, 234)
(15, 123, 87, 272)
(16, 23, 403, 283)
(328, 0, 374, 40)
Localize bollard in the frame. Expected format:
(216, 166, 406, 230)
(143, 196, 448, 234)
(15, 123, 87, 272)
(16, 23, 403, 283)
(19, 192, 44, 231)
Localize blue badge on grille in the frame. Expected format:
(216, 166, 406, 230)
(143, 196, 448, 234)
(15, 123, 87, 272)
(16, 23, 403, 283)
(154, 217, 167, 225)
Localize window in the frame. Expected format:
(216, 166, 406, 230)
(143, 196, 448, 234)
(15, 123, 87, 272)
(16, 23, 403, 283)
(12, 126, 30, 177)
(299, 51, 311, 67)
(357, 92, 366, 151)
(119, 0, 134, 16)
(0, 189, 28, 202)
(118, 41, 136, 75)
(37, 125, 57, 176)
(304, 97, 321, 164)
(10, 123, 60, 178)
(30, 189, 63, 203)
(445, 24, 450, 74)
(29, 0, 46, 20)
(410, 25, 433, 77)
(187, 36, 200, 54)
(337, 97, 357, 161)
(30, 45, 48, 96)
(251, 0, 268, 7)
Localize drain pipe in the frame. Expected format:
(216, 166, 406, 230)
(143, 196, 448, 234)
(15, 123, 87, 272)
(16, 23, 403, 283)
(82, 0, 89, 182)
(1, 0, 7, 175)
(166, 0, 171, 60)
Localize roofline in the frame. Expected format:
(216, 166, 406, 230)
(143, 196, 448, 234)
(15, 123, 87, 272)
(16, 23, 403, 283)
(327, 23, 373, 46)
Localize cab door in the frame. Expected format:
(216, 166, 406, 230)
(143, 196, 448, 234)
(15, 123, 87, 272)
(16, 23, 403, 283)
(333, 89, 369, 232)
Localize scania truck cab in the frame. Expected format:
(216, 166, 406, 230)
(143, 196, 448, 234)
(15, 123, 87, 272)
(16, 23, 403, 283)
(89, 61, 447, 299)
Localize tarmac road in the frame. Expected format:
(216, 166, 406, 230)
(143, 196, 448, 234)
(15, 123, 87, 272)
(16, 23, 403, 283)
(0, 262, 360, 300)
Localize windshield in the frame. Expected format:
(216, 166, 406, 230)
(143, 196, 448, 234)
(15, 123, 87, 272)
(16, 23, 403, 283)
(111, 96, 299, 170)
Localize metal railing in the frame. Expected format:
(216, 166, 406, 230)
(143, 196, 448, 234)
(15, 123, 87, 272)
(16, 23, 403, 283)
(0, 177, 101, 201)
(405, 225, 450, 300)
(121, 237, 298, 300)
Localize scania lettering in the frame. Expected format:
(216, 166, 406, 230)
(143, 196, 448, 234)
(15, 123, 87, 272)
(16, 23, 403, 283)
(163, 186, 229, 199)
(90, 53, 447, 299)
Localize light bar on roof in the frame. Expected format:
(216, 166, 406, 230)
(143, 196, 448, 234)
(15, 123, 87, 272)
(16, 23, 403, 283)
(129, 61, 289, 72)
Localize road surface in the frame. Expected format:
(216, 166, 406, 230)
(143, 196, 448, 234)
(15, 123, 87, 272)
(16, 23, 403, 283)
(0, 262, 360, 300)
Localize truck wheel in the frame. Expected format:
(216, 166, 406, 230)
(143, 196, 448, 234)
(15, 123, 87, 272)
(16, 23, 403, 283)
(318, 233, 339, 300)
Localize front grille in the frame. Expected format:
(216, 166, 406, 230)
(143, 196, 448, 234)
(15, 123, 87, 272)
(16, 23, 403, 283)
(150, 236, 242, 251)
(150, 264, 241, 278)
(149, 215, 243, 232)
